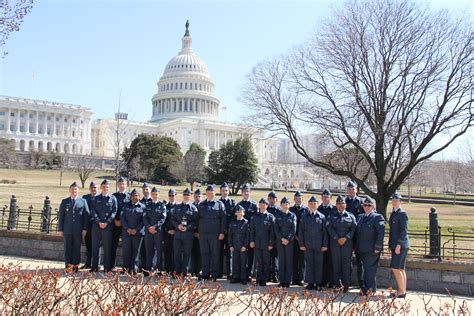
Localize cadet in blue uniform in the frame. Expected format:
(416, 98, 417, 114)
(345, 181, 365, 287)
(250, 198, 275, 286)
(388, 193, 409, 298)
(139, 182, 153, 271)
(289, 191, 308, 286)
(58, 182, 89, 272)
(90, 179, 118, 273)
(198, 185, 226, 281)
(219, 182, 235, 279)
(299, 196, 328, 290)
(163, 188, 177, 273)
(173, 188, 199, 276)
(236, 183, 258, 280)
(81, 181, 98, 269)
(121, 189, 145, 274)
(274, 197, 296, 288)
(228, 205, 250, 285)
(267, 191, 282, 283)
(111, 176, 130, 271)
(191, 189, 202, 276)
(317, 189, 337, 287)
(355, 197, 385, 295)
(143, 187, 167, 274)
(326, 196, 357, 292)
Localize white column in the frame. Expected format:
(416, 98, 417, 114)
(53, 114, 57, 136)
(25, 111, 30, 134)
(35, 111, 39, 134)
(61, 115, 65, 137)
(216, 130, 220, 149)
(43, 113, 47, 135)
(6, 109, 11, 133)
(16, 110, 20, 132)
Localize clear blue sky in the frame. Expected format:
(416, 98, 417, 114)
(0, 0, 472, 125)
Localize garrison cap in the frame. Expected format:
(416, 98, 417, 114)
(194, 189, 202, 195)
(280, 197, 289, 204)
(151, 187, 160, 193)
(168, 188, 177, 195)
(142, 182, 150, 189)
(268, 191, 277, 199)
(364, 197, 375, 204)
(322, 189, 332, 197)
(347, 180, 357, 188)
(101, 179, 109, 186)
(259, 198, 269, 205)
(130, 188, 139, 195)
(336, 195, 346, 203)
(206, 185, 215, 192)
(242, 183, 251, 190)
(235, 205, 245, 212)
(308, 196, 318, 203)
(89, 181, 97, 188)
(391, 193, 402, 200)
(70, 181, 79, 188)
(294, 191, 303, 197)
(117, 176, 126, 183)
(183, 188, 192, 195)
(220, 182, 229, 189)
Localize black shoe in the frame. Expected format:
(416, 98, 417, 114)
(284, 283, 290, 288)
(230, 279, 239, 284)
(278, 282, 285, 288)
(305, 283, 315, 290)
(79, 264, 91, 270)
(227, 275, 233, 280)
(271, 277, 279, 283)
(315, 285, 322, 291)
(211, 277, 217, 282)
(343, 287, 349, 293)
(292, 281, 304, 286)
(240, 280, 248, 285)
(89, 268, 98, 273)
(258, 281, 266, 286)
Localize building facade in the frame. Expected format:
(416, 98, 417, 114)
(0, 96, 93, 154)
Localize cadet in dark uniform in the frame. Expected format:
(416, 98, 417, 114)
(219, 182, 235, 279)
(250, 198, 275, 286)
(111, 176, 130, 271)
(81, 181, 98, 269)
(191, 189, 202, 276)
(267, 191, 282, 283)
(173, 188, 199, 276)
(143, 187, 167, 274)
(274, 197, 296, 288)
(121, 189, 145, 274)
(326, 196, 357, 292)
(290, 191, 308, 286)
(90, 179, 118, 273)
(317, 189, 337, 287)
(299, 196, 328, 290)
(58, 182, 89, 272)
(139, 182, 152, 271)
(163, 188, 177, 273)
(228, 205, 250, 285)
(355, 197, 385, 295)
(345, 181, 365, 287)
(388, 193, 409, 298)
(198, 185, 226, 281)
(236, 183, 258, 280)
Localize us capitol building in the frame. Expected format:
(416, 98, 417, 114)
(0, 22, 332, 189)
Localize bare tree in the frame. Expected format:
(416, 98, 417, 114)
(0, 138, 16, 167)
(74, 155, 98, 188)
(0, 0, 34, 57)
(242, 0, 472, 217)
(111, 93, 130, 190)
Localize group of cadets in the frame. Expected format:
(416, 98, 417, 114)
(58, 179, 390, 295)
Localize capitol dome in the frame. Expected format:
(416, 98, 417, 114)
(150, 21, 220, 123)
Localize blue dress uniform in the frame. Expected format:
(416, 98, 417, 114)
(236, 195, 258, 279)
(198, 189, 226, 280)
(345, 183, 364, 287)
(58, 189, 89, 269)
(163, 189, 177, 273)
(389, 205, 410, 270)
(121, 198, 145, 274)
(355, 202, 385, 294)
(326, 198, 357, 290)
(172, 197, 198, 275)
(219, 185, 235, 279)
(250, 200, 276, 286)
(228, 211, 250, 284)
(143, 194, 167, 272)
(191, 190, 202, 276)
(298, 208, 328, 288)
(139, 191, 152, 271)
(289, 197, 308, 285)
(267, 191, 282, 283)
(82, 188, 97, 268)
(274, 206, 297, 286)
(111, 186, 130, 269)
(90, 189, 118, 272)
(317, 190, 337, 287)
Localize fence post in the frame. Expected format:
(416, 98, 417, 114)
(429, 207, 440, 259)
(7, 195, 17, 230)
(41, 196, 52, 233)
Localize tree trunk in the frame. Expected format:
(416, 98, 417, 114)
(376, 195, 389, 220)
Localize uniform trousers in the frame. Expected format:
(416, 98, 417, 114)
(64, 234, 82, 266)
(144, 231, 163, 271)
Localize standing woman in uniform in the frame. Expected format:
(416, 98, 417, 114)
(388, 193, 410, 298)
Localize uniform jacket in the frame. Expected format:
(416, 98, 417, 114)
(143, 200, 167, 232)
(317, 204, 337, 218)
(326, 210, 357, 241)
(267, 204, 283, 220)
(237, 199, 258, 222)
(289, 204, 308, 235)
(220, 197, 236, 227)
(58, 197, 89, 234)
(250, 211, 275, 249)
(113, 191, 130, 221)
(121, 201, 145, 235)
(345, 196, 364, 217)
(90, 194, 118, 226)
(198, 199, 226, 235)
(388, 208, 410, 249)
(164, 202, 177, 231)
(355, 211, 385, 253)
(298, 211, 328, 250)
(82, 193, 97, 229)
(172, 202, 198, 239)
(141, 196, 153, 207)
(228, 218, 250, 249)
(274, 211, 297, 242)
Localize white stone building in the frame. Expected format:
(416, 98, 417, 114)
(0, 95, 93, 154)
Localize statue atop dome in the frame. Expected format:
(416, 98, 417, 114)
(184, 20, 190, 37)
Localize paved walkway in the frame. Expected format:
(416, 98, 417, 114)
(1, 255, 473, 315)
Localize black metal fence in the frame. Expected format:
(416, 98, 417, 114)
(0, 199, 59, 233)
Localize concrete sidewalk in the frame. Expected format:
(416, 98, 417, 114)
(1, 255, 473, 315)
